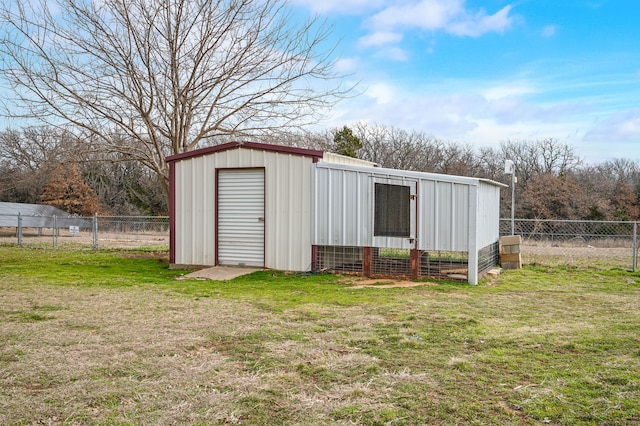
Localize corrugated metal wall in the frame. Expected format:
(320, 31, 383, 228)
(418, 180, 470, 251)
(313, 166, 371, 247)
(313, 165, 417, 249)
(313, 163, 502, 253)
(173, 147, 313, 271)
(476, 180, 502, 247)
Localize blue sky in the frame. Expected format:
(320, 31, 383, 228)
(292, 0, 640, 163)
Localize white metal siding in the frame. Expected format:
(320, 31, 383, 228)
(172, 147, 313, 271)
(312, 162, 497, 252)
(174, 155, 216, 266)
(417, 180, 469, 251)
(476, 181, 502, 247)
(313, 166, 372, 247)
(173, 147, 503, 278)
(218, 169, 264, 267)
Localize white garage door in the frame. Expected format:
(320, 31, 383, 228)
(217, 169, 265, 267)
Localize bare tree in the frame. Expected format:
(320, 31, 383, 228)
(0, 0, 350, 201)
(500, 138, 582, 188)
(596, 158, 640, 186)
(0, 127, 81, 203)
(476, 146, 508, 181)
(574, 159, 640, 221)
(81, 152, 168, 215)
(352, 123, 447, 172)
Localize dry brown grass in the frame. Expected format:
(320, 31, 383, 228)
(0, 282, 419, 425)
(1, 248, 639, 425)
(1, 285, 258, 423)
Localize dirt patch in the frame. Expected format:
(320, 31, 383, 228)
(339, 277, 438, 289)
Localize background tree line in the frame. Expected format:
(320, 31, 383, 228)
(2, 123, 638, 221)
(0, 128, 165, 216)
(275, 123, 640, 222)
(0, 0, 636, 221)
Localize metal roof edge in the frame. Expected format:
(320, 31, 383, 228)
(314, 162, 507, 187)
(166, 141, 324, 163)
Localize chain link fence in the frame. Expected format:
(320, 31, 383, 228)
(0, 214, 169, 249)
(500, 218, 638, 270)
(1, 214, 638, 270)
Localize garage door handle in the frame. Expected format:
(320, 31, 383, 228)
(258, 217, 265, 223)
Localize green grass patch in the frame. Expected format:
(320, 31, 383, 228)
(0, 246, 185, 287)
(0, 246, 639, 425)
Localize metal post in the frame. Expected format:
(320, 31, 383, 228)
(505, 160, 516, 236)
(92, 213, 99, 250)
(633, 222, 637, 272)
(17, 212, 23, 246)
(53, 215, 58, 249)
(511, 171, 515, 236)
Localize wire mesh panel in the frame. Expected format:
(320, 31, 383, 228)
(314, 246, 364, 274)
(314, 245, 473, 282)
(478, 242, 500, 276)
(0, 214, 92, 248)
(372, 248, 412, 277)
(501, 219, 638, 268)
(0, 214, 169, 249)
(95, 216, 169, 248)
(420, 250, 470, 281)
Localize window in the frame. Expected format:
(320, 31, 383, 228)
(374, 183, 411, 237)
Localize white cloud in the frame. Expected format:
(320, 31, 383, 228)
(319, 76, 599, 154)
(358, 31, 403, 48)
(365, 1, 514, 41)
(541, 25, 557, 38)
(487, 97, 588, 125)
(584, 109, 640, 141)
(385, 46, 410, 61)
(296, 0, 515, 46)
(334, 57, 360, 73)
(366, 83, 396, 104)
(482, 83, 537, 101)
(447, 5, 513, 37)
(368, 0, 462, 30)
(290, 0, 384, 14)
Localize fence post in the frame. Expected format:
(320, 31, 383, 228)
(17, 212, 22, 247)
(92, 213, 99, 250)
(633, 222, 637, 272)
(53, 215, 58, 249)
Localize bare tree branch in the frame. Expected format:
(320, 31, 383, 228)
(0, 0, 352, 201)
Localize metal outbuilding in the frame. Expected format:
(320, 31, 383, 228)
(167, 142, 506, 284)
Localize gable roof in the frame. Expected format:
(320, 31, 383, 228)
(166, 141, 324, 163)
(165, 141, 505, 188)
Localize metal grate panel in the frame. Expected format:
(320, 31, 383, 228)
(314, 246, 364, 273)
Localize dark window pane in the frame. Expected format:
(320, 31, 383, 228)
(374, 183, 410, 237)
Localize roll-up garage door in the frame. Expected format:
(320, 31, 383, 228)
(217, 169, 265, 267)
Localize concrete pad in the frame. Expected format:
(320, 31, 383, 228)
(177, 266, 261, 281)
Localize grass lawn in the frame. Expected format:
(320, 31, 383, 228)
(0, 246, 639, 425)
